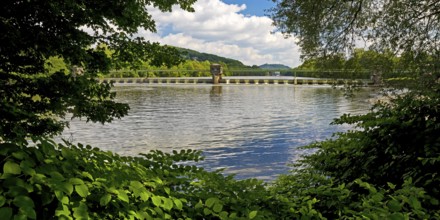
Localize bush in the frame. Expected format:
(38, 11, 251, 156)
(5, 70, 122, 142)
(271, 79, 440, 218)
(0, 138, 272, 219)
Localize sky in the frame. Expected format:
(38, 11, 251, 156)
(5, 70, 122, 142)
(140, 0, 302, 68)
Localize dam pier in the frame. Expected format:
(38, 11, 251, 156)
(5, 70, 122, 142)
(100, 76, 371, 86)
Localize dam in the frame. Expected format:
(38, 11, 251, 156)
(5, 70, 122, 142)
(100, 76, 371, 86)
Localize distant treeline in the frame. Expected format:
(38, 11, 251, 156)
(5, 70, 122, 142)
(295, 48, 440, 79)
(46, 47, 439, 79)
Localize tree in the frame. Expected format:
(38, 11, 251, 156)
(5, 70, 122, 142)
(269, 1, 440, 217)
(269, 0, 440, 69)
(0, 0, 196, 141)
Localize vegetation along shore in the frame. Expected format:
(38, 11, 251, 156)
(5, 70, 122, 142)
(1, 0, 439, 219)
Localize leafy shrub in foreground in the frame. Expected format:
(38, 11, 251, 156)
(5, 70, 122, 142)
(300, 82, 440, 198)
(268, 81, 440, 219)
(0, 138, 268, 219)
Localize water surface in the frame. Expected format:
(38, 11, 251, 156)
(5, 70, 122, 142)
(61, 84, 374, 180)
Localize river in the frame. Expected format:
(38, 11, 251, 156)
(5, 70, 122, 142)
(61, 84, 375, 180)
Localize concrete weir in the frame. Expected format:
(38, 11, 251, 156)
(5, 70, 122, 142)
(100, 77, 370, 86)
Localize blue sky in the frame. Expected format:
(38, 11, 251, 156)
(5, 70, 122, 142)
(141, 0, 301, 67)
(221, 0, 275, 16)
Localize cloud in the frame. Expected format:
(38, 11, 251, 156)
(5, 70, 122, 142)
(142, 0, 301, 67)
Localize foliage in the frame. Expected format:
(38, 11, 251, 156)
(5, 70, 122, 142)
(270, 172, 437, 219)
(2, 129, 439, 219)
(270, 0, 440, 59)
(301, 81, 440, 193)
(268, 78, 440, 218)
(107, 60, 226, 78)
(177, 48, 247, 69)
(294, 48, 440, 80)
(0, 0, 196, 141)
(0, 138, 274, 220)
(259, 64, 291, 70)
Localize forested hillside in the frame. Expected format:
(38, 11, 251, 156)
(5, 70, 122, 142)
(106, 47, 262, 77)
(177, 48, 248, 68)
(259, 63, 291, 69)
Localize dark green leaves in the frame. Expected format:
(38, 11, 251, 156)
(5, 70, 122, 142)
(3, 161, 21, 175)
(0, 0, 197, 142)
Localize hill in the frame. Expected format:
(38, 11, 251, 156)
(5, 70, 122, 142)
(259, 63, 291, 69)
(177, 48, 248, 68)
(176, 48, 292, 70)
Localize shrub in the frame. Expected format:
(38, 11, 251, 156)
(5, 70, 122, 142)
(0, 138, 271, 219)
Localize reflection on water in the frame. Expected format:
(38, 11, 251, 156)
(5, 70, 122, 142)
(61, 84, 375, 180)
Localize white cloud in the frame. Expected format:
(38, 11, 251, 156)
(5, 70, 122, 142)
(143, 0, 301, 67)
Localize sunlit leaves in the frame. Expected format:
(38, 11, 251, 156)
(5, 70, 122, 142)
(3, 138, 264, 219)
(2, 129, 439, 219)
(75, 185, 89, 198)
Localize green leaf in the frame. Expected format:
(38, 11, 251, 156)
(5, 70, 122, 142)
(13, 213, 26, 220)
(137, 211, 152, 220)
(0, 207, 12, 220)
(164, 187, 171, 195)
(55, 190, 64, 201)
(130, 180, 144, 189)
(117, 190, 129, 203)
(162, 198, 173, 211)
(61, 148, 72, 159)
(152, 196, 162, 207)
(0, 195, 6, 207)
(60, 196, 69, 205)
(20, 165, 35, 176)
(80, 172, 94, 181)
(173, 198, 183, 210)
(213, 203, 223, 213)
(219, 211, 229, 219)
(13, 196, 35, 208)
(69, 178, 84, 185)
(106, 187, 118, 195)
(387, 200, 402, 212)
(73, 202, 89, 220)
(100, 194, 112, 206)
(388, 212, 405, 220)
(139, 191, 151, 202)
(3, 161, 21, 175)
(152, 177, 163, 185)
(130, 181, 145, 197)
(75, 185, 89, 198)
(205, 197, 217, 208)
(12, 151, 26, 160)
(249, 210, 258, 219)
(54, 204, 71, 218)
(203, 208, 212, 216)
(409, 196, 422, 209)
(59, 182, 74, 195)
(387, 182, 396, 190)
(194, 200, 203, 209)
(20, 206, 37, 219)
(50, 171, 65, 181)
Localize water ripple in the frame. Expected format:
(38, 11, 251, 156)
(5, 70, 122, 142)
(60, 84, 374, 180)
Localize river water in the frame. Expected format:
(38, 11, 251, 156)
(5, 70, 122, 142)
(61, 84, 375, 180)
